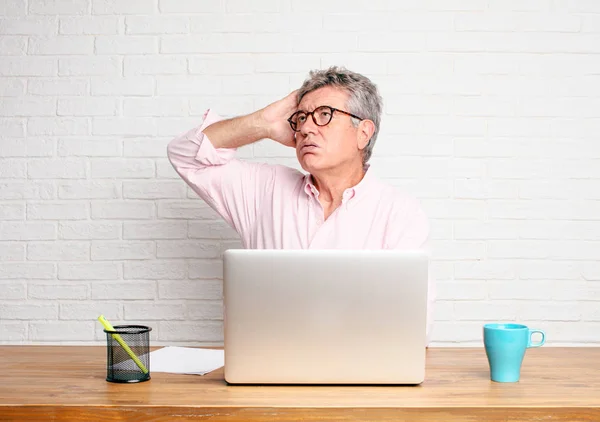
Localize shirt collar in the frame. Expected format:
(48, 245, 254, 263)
(303, 165, 373, 205)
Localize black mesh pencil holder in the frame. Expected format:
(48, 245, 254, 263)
(104, 325, 152, 383)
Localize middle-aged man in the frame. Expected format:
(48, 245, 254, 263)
(167, 66, 435, 341)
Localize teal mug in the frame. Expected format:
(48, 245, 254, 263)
(483, 323, 546, 383)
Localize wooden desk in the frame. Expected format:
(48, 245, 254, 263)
(0, 346, 598, 421)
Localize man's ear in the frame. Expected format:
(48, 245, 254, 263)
(357, 120, 375, 151)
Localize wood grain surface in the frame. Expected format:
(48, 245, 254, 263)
(1, 346, 599, 421)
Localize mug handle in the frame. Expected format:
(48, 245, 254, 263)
(528, 329, 546, 348)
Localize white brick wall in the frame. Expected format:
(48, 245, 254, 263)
(1, 0, 599, 346)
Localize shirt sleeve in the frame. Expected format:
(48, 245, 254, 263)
(166, 109, 277, 242)
(386, 197, 436, 347)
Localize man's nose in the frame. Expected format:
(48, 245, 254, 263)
(299, 115, 318, 136)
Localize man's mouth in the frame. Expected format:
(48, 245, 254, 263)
(301, 143, 318, 149)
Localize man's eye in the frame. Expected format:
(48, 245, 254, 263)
(320, 111, 331, 118)
(297, 115, 307, 122)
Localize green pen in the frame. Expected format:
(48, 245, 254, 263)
(98, 315, 149, 375)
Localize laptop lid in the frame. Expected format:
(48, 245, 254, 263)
(223, 249, 429, 385)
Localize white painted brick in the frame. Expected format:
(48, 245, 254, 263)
(0, 97, 56, 116)
(0, 35, 26, 55)
(92, 281, 156, 300)
(454, 12, 517, 32)
(519, 302, 581, 322)
(0, 182, 54, 200)
(387, 179, 452, 199)
(123, 221, 187, 240)
(123, 181, 186, 199)
(92, 116, 155, 135)
(222, 74, 290, 96)
(123, 98, 187, 117)
(123, 139, 171, 157)
(583, 303, 600, 321)
(454, 261, 516, 280)
(553, 282, 600, 302)
(0, 17, 57, 35)
(57, 98, 117, 116)
(91, 77, 154, 96)
(433, 301, 453, 322)
(27, 202, 88, 220)
(188, 54, 254, 75)
(59, 16, 118, 34)
(28, 36, 93, 55)
(0, 77, 25, 96)
(59, 57, 120, 76)
(125, 302, 185, 320)
(59, 221, 120, 240)
(421, 199, 485, 220)
(29, 0, 90, 15)
(124, 260, 186, 280)
(187, 301, 222, 320)
(28, 78, 88, 95)
(583, 262, 600, 281)
(158, 117, 202, 137)
(60, 302, 121, 320)
(159, 0, 221, 13)
(158, 279, 221, 299)
(93, 0, 156, 14)
(126, 16, 188, 34)
(488, 0, 552, 11)
(0, 303, 57, 320)
(30, 321, 94, 341)
(519, 221, 600, 241)
(159, 320, 222, 342)
(58, 262, 120, 280)
(454, 301, 518, 321)
(433, 241, 485, 260)
(0, 57, 56, 77)
(489, 280, 553, 300)
(91, 159, 155, 179)
(188, 260, 222, 279)
(0, 242, 25, 260)
(0, 322, 27, 342)
(162, 34, 291, 54)
(454, 179, 518, 199)
(156, 76, 221, 96)
(92, 241, 155, 260)
(0, 263, 55, 279)
(188, 220, 239, 240)
(0, 118, 25, 137)
(157, 240, 220, 259)
(124, 56, 187, 76)
(91, 201, 154, 220)
(58, 139, 121, 157)
(156, 160, 179, 179)
(190, 96, 254, 117)
(28, 158, 86, 179)
(58, 181, 120, 200)
(27, 117, 89, 136)
(95, 36, 157, 54)
(0, 222, 56, 240)
(157, 201, 219, 220)
(27, 241, 89, 261)
(29, 282, 87, 299)
(0, 159, 26, 178)
(454, 222, 519, 240)
(0, 281, 26, 299)
(0, 0, 27, 16)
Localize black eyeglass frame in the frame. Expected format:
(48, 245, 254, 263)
(287, 106, 364, 132)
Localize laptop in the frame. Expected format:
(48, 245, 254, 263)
(222, 249, 429, 385)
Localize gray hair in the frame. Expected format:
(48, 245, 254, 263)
(297, 66, 383, 165)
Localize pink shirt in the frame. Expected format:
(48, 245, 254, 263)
(168, 110, 435, 341)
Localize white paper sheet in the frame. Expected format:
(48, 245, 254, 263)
(148, 346, 224, 375)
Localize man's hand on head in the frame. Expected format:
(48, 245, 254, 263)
(257, 90, 299, 148)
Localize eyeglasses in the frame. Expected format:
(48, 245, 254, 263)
(287, 105, 364, 132)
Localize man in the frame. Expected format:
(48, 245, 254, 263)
(167, 66, 434, 341)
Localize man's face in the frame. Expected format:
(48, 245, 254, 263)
(294, 86, 363, 174)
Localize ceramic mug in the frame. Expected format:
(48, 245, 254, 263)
(483, 323, 545, 383)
